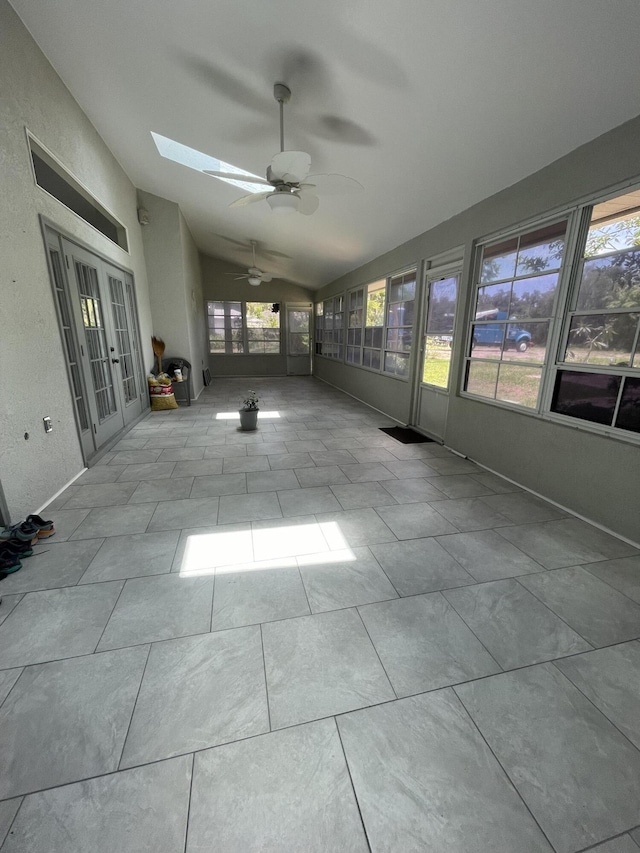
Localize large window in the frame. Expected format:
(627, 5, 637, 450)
(462, 186, 640, 440)
(552, 192, 640, 434)
(207, 301, 280, 354)
(465, 220, 567, 409)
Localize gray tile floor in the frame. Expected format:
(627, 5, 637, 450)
(1, 376, 639, 852)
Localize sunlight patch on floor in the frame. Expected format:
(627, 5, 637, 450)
(178, 521, 352, 576)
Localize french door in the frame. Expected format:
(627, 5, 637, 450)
(45, 227, 145, 457)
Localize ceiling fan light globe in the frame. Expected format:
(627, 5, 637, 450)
(266, 192, 300, 214)
(247, 275, 262, 286)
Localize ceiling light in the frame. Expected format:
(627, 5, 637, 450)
(247, 275, 262, 286)
(266, 192, 300, 214)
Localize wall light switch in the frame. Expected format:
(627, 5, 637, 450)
(43, 417, 53, 433)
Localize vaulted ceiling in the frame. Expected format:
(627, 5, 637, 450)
(11, 0, 640, 289)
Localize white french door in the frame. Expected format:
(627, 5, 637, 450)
(45, 227, 145, 457)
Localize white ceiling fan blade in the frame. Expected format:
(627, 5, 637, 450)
(260, 273, 273, 282)
(300, 174, 363, 196)
(270, 151, 311, 183)
(229, 192, 272, 208)
(204, 171, 271, 186)
(296, 190, 320, 216)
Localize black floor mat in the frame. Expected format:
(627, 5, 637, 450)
(379, 426, 433, 444)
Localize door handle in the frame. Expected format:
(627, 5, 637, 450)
(112, 358, 120, 364)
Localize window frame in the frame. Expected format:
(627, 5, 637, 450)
(206, 300, 281, 355)
(421, 265, 461, 392)
(316, 268, 418, 380)
(461, 213, 572, 414)
(459, 181, 640, 446)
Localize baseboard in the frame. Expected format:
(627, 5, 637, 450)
(314, 375, 404, 426)
(472, 460, 640, 550)
(36, 468, 87, 515)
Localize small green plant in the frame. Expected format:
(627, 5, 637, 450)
(242, 390, 259, 410)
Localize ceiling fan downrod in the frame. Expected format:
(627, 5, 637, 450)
(273, 83, 291, 153)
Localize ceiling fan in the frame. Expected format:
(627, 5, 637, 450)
(205, 83, 363, 215)
(226, 240, 276, 286)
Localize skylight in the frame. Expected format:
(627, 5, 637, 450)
(151, 132, 266, 194)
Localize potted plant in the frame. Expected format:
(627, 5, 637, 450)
(239, 390, 259, 431)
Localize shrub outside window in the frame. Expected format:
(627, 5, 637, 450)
(246, 302, 280, 354)
(465, 220, 568, 409)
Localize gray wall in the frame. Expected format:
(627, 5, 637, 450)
(0, 0, 153, 521)
(201, 254, 314, 377)
(138, 191, 206, 397)
(315, 114, 640, 543)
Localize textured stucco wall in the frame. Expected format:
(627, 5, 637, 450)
(179, 211, 206, 398)
(0, 0, 153, 521)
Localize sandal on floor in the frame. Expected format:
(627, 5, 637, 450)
(26, 514, 55, 538)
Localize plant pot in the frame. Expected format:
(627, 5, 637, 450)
(239, 407, 259, 431)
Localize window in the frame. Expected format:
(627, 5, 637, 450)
(315, 302, 324, 355)
(552, 191, 640, 433)
(363, 280, 385, 370)
(384, 271, 416, 377)
(423, 274, 459, 388)
(29, 136, 128, 250)
(465, 220, 568, 409)
(316, 270, 417, 379)
(207, 302, 280, 354)
(246, 302, 280, 353)
(319, 295, 344, 359)
(346, 288, 364, 365)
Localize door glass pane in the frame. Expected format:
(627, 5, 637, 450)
(288, 311, 309, 334)
(423, 275, 458, 388)
(76, 261, 117, 422)
(50, 249, 89, 431)
(109, 275, 137, 404)
(288, 333, 310, 355)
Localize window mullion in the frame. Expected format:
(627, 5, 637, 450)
(539, 207, 588, 412)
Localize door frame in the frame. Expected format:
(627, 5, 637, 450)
(411, 260, 463, 439)
(40, 217, 148, 462)
(285, 303, 313, 375)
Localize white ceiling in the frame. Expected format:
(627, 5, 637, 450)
(11, 0, 640, 289)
